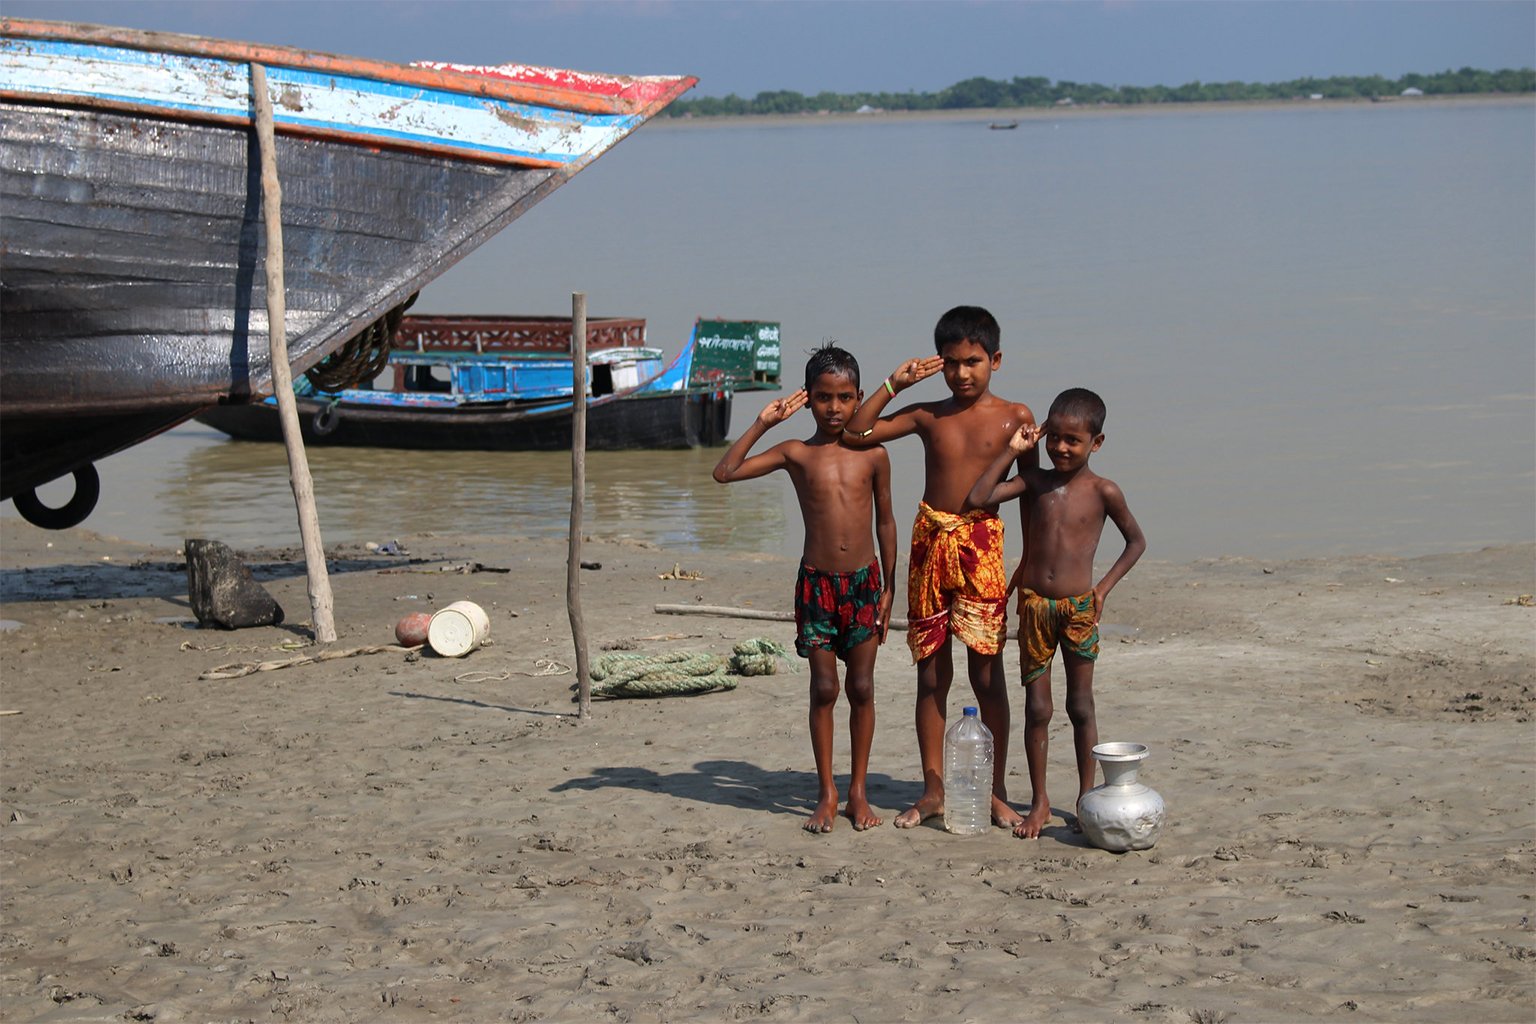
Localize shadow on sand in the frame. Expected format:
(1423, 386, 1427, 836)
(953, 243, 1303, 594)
(554, 759, 1098, 843)
(551, 758, 928, 822)
(389, 689, 569, 720)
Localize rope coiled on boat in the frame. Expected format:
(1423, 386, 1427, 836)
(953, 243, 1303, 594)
(305, 293, 417, 391)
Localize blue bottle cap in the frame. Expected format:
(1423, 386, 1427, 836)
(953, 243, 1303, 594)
(962, 706, 979, 716)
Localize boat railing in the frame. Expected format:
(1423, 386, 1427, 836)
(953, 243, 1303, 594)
(392, 315, 647, 355)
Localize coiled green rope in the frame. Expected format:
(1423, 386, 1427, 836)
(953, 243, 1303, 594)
(590, 638, 792, 698)
(728, 637, 791, 676)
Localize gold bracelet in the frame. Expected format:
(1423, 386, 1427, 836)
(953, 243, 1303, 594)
(844, 425, 875, 438)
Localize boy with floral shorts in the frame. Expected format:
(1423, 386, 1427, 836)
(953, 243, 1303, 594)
(713, 345, 896, 833)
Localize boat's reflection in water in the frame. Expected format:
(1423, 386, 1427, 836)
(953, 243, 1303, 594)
(155, 432, 790, 555)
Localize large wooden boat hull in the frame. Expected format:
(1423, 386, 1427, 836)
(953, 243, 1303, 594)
(0, 19, 693, 514)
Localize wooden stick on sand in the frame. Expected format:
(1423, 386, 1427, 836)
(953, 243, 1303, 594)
(656, 604, 911, 631)
(251, 63, 335, 643)
(568, 293, 593, 719)
(655, 604, 1020, 641)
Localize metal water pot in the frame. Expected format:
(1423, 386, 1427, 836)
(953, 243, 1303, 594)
(1078, 742, 1165, 852)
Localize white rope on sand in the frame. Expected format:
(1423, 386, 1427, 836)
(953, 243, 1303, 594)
(455, 659, 572, 684)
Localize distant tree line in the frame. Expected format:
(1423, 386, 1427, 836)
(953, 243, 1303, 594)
(664, 67, 1535, 117)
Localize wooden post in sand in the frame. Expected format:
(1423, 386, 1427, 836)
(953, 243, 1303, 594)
(251, 64, 336, 644)
(652, 603, 1021, 639)
(568, 293, 592, 719)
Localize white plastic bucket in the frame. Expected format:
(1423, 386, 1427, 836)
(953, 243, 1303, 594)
(427, 600, 490, 657)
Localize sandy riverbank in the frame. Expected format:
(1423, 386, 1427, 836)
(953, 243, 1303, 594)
(1, 520, 1531, 1021)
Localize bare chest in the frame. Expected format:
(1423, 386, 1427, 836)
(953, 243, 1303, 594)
(1033, 482, 1105, 539)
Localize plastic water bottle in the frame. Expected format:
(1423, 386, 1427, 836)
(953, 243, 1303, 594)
(944, 707, 993, 835)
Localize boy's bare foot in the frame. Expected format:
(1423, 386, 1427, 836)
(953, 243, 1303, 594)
(1013, 803, 1052, 839)
(804, 797, 838, 834)
(893, 793, 943, 829)
(845, 797, 883, 831)
(991, 795, 1024, 830)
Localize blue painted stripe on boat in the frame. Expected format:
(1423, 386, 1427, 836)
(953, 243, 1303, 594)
(645, 326, 699, 392)
(267, 111, 644, 162)
(1, 38, 211, 70)
(3, 41, 614, 122)
(270, 65, 613, 128)
(280, 352, 704, 415)
(247, 111, 627, 163)
(0, 38, 640, 162)
(260, 66, 639, 160)
(23, 93, 631, 163)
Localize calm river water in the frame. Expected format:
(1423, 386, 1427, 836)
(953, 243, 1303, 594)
(10, 100, 1533, 563)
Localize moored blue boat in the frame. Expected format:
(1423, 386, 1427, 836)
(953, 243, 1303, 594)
(194, 316, 783, 450)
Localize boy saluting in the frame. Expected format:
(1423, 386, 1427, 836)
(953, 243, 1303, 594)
(967, 388, 1146, 838)
(842, 306, 1035, 830)
(713, 345, 897, 833)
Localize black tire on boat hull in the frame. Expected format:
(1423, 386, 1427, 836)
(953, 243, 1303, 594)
(712, 391, 731, 444)
(312, 404, 341, 436)
(11, 464, 100, 530)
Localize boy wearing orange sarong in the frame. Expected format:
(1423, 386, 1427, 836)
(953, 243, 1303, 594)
(842, 306, 1036, 831)
(905, 502, 1008, 663)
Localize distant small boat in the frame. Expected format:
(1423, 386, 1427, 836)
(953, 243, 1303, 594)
(194, 316, 783, 450)
(989, 120, 1020, 130)
(0, 18, 693, 526)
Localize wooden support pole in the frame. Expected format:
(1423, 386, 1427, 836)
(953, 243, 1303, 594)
(568, 293, 592, 719)
(251, 63, 335, 644)
(653, 603, 1018, 641)
(657, 603, 909, 632)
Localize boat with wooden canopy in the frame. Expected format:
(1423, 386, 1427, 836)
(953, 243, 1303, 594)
(195, 316, 784, 450)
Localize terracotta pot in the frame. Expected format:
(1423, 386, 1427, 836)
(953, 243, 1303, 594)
(394, 612, 431, 647)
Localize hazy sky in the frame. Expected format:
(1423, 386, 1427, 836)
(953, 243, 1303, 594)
(7, 0, 1534, 97)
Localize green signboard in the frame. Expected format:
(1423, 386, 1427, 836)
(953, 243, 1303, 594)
(689, 319, 781, 391)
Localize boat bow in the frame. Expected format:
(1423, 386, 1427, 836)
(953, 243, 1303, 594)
(0, 19, 694, 521)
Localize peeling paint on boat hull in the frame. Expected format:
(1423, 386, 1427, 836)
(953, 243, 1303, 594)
(0, 20, 693, 504)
